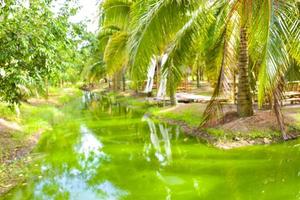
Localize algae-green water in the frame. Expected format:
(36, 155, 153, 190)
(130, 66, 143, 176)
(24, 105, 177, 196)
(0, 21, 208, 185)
(3, 93, 300, 200)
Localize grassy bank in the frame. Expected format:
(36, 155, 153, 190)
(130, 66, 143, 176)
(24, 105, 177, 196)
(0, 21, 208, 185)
(98, 91, 300, 149)
(152, 104, 300, 148)
(0, 87, 82, 195)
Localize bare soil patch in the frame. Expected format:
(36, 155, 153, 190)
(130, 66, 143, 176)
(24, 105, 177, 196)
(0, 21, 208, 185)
(154, 103, 300, 149)
(220, 110, 293, 133)
(0, 120, 44, 195)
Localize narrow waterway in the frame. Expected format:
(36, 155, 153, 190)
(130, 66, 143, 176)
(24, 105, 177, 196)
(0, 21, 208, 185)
(3, 93, 300, 200)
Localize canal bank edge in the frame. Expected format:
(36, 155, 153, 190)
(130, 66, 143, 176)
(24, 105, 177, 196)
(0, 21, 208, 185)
(0, 87, 82, 196)
(96, 91, 300, 149)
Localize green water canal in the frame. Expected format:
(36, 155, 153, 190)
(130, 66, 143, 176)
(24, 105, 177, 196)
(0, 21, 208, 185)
(3, 93, 300, 200)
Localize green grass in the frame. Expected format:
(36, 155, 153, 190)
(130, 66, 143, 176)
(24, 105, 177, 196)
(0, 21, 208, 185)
(205, 128, 227, 137)
(247, 130, 281, 139)
(149, 105, 204, 127)
(47, 87, 82, 104)
(205, 127, 281, 141)
(0, 87, 82, 195)
(0, 87, 82, 138)
(293, 113, 300, 129)
(0, 103, 18, 121)
(160, 110, 202, 127)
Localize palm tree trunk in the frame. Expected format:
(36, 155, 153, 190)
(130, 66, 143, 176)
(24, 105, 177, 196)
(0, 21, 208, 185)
(273, 77, 288, 139)
(113, 71, 122, 91)
(196, 68, 200, 88)
(122, 75, 126, 92)
(169, 81, 176, 105)
(233, 72, 237, 104)
(122, 68, 126, 92)
(237, 27, 253, 117)
(112, 75, 117, 91)
(156, 57, 162, 93)
(168, 63, 176, 106)
(200, 67, 204, 81)
(274, 94, 287, 139)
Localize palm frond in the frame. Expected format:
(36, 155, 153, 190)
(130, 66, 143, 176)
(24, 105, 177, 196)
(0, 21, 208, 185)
(200, 26, 237, 127)
(101, 0, 132, 30)
(82, 61, 106, 83)
(157, 2, 216, 92)
(104, 31, 129, 74)
(277, 1, 300, 64)
(128, 0, 197, 82)
(200, 1, 240, 126)
(257, 0, 292, 107)
(164, 2, 216, 69)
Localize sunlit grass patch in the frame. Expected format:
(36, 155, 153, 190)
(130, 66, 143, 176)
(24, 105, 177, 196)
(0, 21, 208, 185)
(149, 103, 205, 127)
(0, 103, 18, 122)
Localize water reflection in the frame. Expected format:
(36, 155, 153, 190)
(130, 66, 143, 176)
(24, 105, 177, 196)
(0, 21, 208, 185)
(4, 93, 300, 200)
(33, 169, 127, 200)
(28, 124, 127, 200)
(142, 116, 173, 166)
(75, 125, 108, 177)
(82, 91, 100, 105)
(84, 92, 134, 119)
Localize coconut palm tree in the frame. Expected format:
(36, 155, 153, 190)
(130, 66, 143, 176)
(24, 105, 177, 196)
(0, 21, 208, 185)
(127, 0, 299, 137)
(99, 0, 133, 91)
(128, 1, 216, 105)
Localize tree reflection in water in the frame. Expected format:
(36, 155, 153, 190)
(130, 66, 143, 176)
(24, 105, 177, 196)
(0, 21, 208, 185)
(142, 116, 173, 166)
(33, 125, 127, 200)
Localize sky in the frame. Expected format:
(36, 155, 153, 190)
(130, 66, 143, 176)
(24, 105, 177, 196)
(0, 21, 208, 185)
(52, 0, 100, 33)
(1, 0, 100, 32)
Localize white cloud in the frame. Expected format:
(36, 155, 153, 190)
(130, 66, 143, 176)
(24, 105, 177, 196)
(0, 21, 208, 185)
(52, 0, 100, 33)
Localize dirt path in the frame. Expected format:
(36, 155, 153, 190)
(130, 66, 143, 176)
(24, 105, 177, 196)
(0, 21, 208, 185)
(0, 119, 44, 195)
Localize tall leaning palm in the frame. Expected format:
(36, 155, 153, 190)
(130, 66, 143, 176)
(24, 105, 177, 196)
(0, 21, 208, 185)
(233, 0, 299, 118)
(128, 0, 299, 137)
(182, 0, 298, 120)
(203, 0, 256, 119)
(236, 1, 253, 117)
(203, 0, 299, 138)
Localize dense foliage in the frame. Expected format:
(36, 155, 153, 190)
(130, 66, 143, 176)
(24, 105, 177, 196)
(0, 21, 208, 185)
(0, 0, 299, 137)
(87, 0, 299, 138)
(0, 0, 91, 104)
